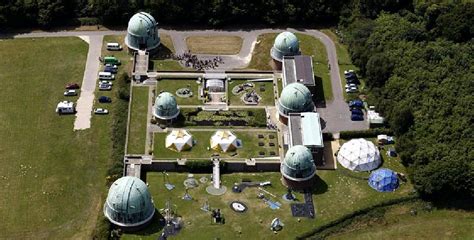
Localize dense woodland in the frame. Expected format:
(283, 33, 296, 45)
(1, 1, 472, 200)
(342, 2, 473, 199)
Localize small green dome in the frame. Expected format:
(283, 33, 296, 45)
(104, 176, 155, 227)
(271, 32, 300, 61)
(278, 83, 314, 116)
(153, 92, 180, 120)
(281, 145, 316, 181)
(127, 12, 157, 37)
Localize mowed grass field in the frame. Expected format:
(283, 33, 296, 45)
(0, 37, 111, 238)
(186, 35, 243, 55)
(127, 86, 149, 154)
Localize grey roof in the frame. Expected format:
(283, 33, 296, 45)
(283, 55, 315, 87)
(288, 112, 323, 148)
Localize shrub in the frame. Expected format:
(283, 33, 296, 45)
(339, 128, 393, 139)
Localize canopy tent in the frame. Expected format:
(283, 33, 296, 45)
(368, 168, 399, 192)
(166, 129, 193, 152)
(337, 138, 381, 172)
(210, 130, 239, 152)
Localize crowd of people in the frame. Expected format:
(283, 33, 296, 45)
(174, 51, 224, 70)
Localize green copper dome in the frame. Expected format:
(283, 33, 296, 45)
(278, 83, 314, 116)
(271, 32, 300, 61)
(125, 12, 160, 51)
(153, 92, 180, 120)
(281, 145, 316, 181)
(104, 176, 155, 227)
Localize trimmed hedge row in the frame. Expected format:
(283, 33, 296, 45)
(339, 128, 393, 139)
(185, 160, 228, 173)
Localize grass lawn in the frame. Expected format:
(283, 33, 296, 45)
(153, 130, 278, 159)
(0, 37, 111, 239)
(122, 165, 414, 239)
(156, 79, 200, 105)
(246, 33, 333, 101)
(175, 108, 267, 128)
(228, 79, 275, 106)
(186, 35, 243, 55)
(127, 87, 149, 154)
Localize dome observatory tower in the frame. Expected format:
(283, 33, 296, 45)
(278, 82, 314, 124)
(281, 145, 317, 189)
(153, 92, 180, 124)
(270, 32, 300, 69)
(125, 12, 160, 52)
(104, 176, 155, 230)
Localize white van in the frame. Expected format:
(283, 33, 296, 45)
(107, 43, 122, 51)
(56, 101, 75, 114)
(98, 71, 115, 80)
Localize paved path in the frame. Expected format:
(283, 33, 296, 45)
(73, 35, 103, 130)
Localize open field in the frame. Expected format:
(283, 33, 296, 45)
(246, 33, 333, 101)
(0, 37, 111, 239)
(122, 163, 414, 240)
(228, 79, 275, 106)
(153, 130, 278, 159)
(156, 79, 199, 105)
(127, 87, 149, 154)
(186, 35, 243, 55)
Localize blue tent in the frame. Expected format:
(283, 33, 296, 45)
(368, 168, 399, 192)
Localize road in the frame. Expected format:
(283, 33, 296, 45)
(10, 28, 368, 133)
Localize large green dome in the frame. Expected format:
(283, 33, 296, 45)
(281, 145, 316, 181)
(278, 82, 314, 116)
(104, 176, 155, 227)
(125, 12, 160, 51)
(271, 32, 300, 61)
(153, 92, 180, 120)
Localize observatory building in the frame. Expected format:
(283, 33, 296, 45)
(337, 138, 381, 172)
(125, 12, 160, 52)
(281, 145, 317, 189)
(103, 176, 155, 229)
(270, 32, 300, 69)
(153, 92, 180, 124)
(277, 82, 315, 124)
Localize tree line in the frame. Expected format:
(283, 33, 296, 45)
(342, 2, 473, 199)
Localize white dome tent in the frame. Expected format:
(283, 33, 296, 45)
(337, 138, 381, 172)
(166, 129, 193, 152)
(210, 130, 240, 152)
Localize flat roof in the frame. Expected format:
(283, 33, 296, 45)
(288, 112, 323, 148)
(282, 55, 315, 87)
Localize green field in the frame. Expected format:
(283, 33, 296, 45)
(156, 79, 200, 105)
(246, 33, 333, 101)
(186, 35, 243, 55)
(228, 80, 276, 106)
(152, 34, 185, 71)
(0, 37, 111, 239)
(153, 130, 278, 159)
(122, 165, 414, 239)
(127, 87, 149, 154)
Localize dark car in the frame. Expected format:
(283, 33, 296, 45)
(98, 96, 112, 103)
(346, 76, 360, 84)
(351, 108, 364, 115)
(104, 66, 118, 73)
(65, 83, 80, 89)
(351, 113, 364, 121)
(349, 100, 364, 109)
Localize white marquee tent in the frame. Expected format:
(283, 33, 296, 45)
(210, 130, 239, 152)
(337, 138, 381, 172)
(166, 129, 193, 152)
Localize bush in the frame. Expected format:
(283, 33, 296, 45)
(185, 160, 227, 173)
(339, 128, 393, 139)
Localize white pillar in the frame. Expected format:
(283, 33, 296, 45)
(213, 159, 220, 189)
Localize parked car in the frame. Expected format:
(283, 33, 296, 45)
(98, 96, 112, 103)
(346, 77, 360, 84)
(94, 108, 109, 114)
(106, 43, 123, 51)
(351, 113, 364, 121)
(98, 84, 112, 91)
(65, 83, 80, 89)
(351, 108, 364, 115)
(105, 63, 118, 69)
(345, 86, 358, 93)
(104, 66, 118, 73)
(98, 71, 115, 80)
(349, 100, 364, 109)
(63, 89, 78, 96)
(99, 80, 113, 86)
(345, 83, 358, 89)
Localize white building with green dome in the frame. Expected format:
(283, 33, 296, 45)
(281, 145, 317, 189)
(104, 176, 155, 229)
(277, 82, 315, 124)
(153, 92, 180, 124)
(271, 31, 300, 69)
(125, 12, 160, 52)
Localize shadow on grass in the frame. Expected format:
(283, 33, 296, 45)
(313, 75, 326, 108)
(150, 44, 174, 60)
(128, 211, 166, 236)
(308, 175, 329, 195)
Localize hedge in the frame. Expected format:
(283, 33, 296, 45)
(339, 128, 393, 139)
(185, 160, 227, 173)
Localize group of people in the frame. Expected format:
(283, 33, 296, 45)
(175, 51, 224, 70)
